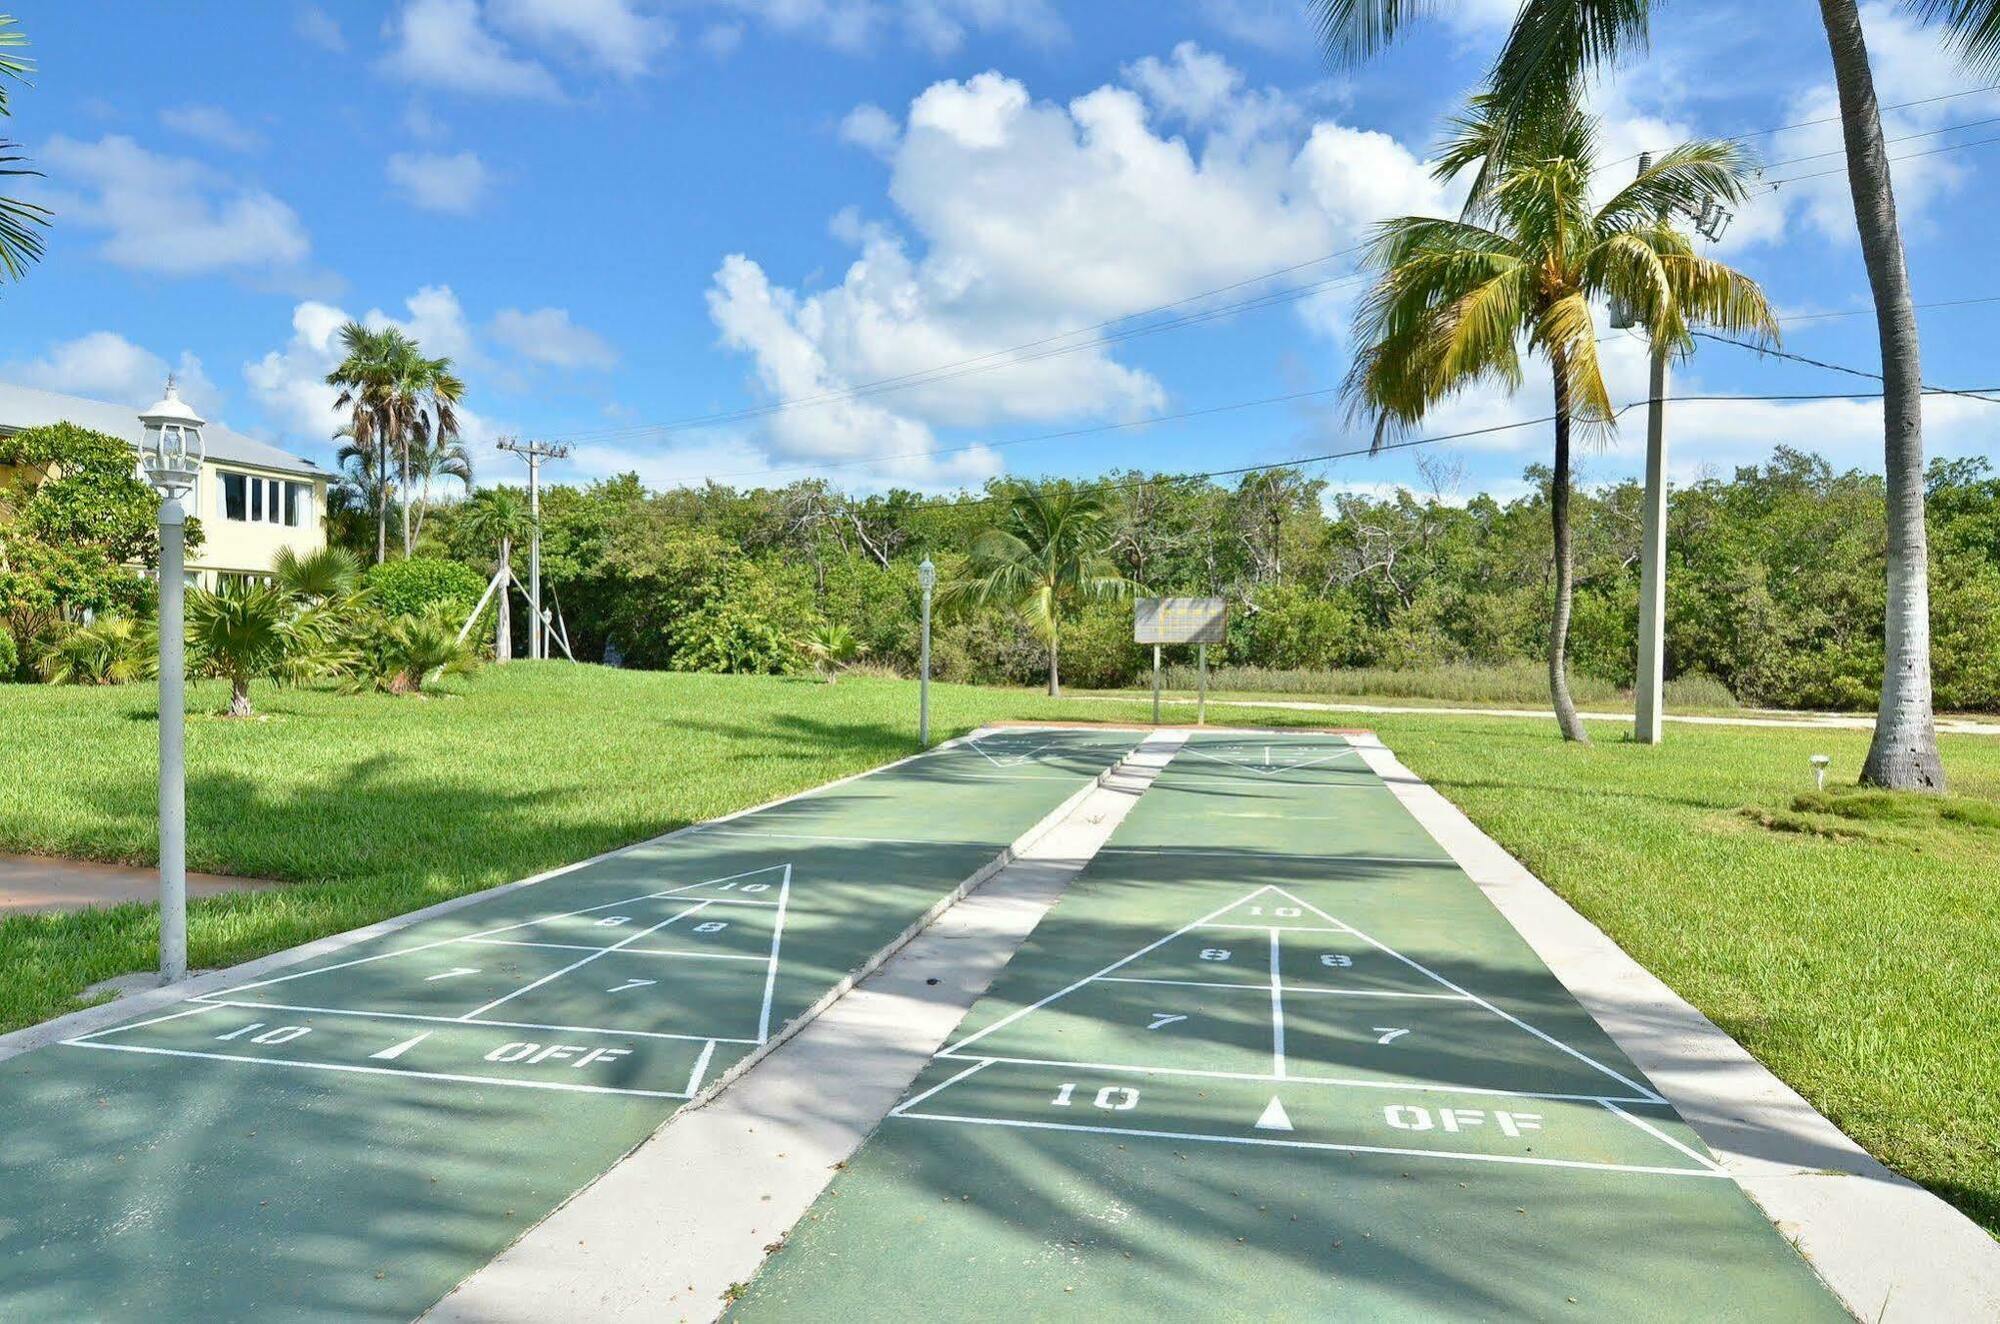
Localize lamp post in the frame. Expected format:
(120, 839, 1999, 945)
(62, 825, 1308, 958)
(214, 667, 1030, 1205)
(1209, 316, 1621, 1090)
(918, 558, 936, 749)
(140, 380, 204, 984)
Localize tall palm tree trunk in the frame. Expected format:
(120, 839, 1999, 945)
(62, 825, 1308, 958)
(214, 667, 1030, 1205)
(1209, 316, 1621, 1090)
(400, 440, 413, 557)
(375, 444, 388, 566)
(1048, 616, 1061, 698)
(496, 536, 512, 664)
(1548, 373, 1589, 744)
(1819, 0, 1945, 790)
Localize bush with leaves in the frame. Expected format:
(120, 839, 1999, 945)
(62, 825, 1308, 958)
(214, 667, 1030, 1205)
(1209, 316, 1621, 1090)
(364, 555, 487, 622)
(340, 605, 479, 696)
(803, 622, 865, 683)
(37, 614, 153, 685)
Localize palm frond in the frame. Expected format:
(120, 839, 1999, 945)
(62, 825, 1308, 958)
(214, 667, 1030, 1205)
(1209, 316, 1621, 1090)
(1910, 0, 2000, 75)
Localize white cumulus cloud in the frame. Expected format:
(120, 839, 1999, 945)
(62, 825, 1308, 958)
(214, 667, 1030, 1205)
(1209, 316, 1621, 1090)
(4, 332, 219, 415)
(490, 307, 618, 369)
(35, 135, 310, 278)
(386, 149, 493, 214)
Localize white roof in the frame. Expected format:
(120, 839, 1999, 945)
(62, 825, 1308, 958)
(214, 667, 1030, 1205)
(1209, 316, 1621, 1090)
(0, 380, 325, 479)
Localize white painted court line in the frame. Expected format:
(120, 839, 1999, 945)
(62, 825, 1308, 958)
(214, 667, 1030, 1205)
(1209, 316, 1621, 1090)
(1202, 923, 1351, 933)
(1268, 927, 1287, 1080)
(684, 1039, 719, 1096)
(203, 868, 775, 1000)
(61, 1002, 227, 1043)
(462, 937, 769, 960)
(1091, 975, 1467, 1000)
(754, 864, 793, 1043)
(184, 998, 759, 1044)
(1092, 846, 1454, 865)
(930, 1051, 1663, 1106)
(1262, 886, 1669, 1106)
(1600, 1098, 1730, 1175)
(61, 1039, 693, 1100)
(456, 901, 716, 1022)
(1174, 744, 1365, 778)
(889, 1057, 997, 1115)
(690, 828, 977, 848)
(891, 1111, 1726, 1178)
(941, 889, 1276, 1056)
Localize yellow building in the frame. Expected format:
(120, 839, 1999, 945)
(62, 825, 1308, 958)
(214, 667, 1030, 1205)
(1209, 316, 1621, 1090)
(0, 382, 329, 587)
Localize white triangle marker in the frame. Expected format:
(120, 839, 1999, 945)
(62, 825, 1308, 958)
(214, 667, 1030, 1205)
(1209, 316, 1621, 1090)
(370, 1031, 432, 1061)
(1254, 1096, 1293, 1132)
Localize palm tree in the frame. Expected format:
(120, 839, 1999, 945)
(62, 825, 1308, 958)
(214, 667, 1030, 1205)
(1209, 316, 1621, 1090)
(0, 15, 51, 284)
(407, 427, 473, 546)
(1345, 98, 1775, 741)
(457, 488, 531, 663)
(393, 354, 464, 557)
(1314, 0, 1988, 783)
(947, 483, 1134, 697)
(326, 324, 400, 565)
(273, 545, 363, 605)
(187, 580, 339, 717)
(37, 615, 152, 685)
(804, 622, 865, 683)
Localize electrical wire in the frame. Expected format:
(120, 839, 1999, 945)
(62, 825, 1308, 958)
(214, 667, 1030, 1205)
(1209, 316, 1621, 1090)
(1690, 329, 2000, 404)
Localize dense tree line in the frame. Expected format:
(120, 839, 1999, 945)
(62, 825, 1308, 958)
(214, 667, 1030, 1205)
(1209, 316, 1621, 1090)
(386, 447, 2000, 713)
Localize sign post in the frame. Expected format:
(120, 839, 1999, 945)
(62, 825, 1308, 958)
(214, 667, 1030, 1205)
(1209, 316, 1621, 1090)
(1135, 597, 1227, 728)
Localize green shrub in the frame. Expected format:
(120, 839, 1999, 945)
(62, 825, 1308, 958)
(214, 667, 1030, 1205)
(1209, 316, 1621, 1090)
(0, 626, 18, 680)
(365, 557, 487, 622)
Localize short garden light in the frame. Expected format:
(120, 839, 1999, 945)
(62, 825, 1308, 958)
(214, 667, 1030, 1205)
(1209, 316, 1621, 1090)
(140, 379, 205, 984)
(1810, 754, 1831, 791)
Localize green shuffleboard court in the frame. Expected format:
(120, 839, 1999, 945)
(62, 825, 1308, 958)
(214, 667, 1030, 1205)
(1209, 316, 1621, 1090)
(0, 730, 1140, 1322)
(729, 732, 1850, 1322)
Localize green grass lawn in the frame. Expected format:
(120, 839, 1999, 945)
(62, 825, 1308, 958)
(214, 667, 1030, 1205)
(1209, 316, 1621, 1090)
(2, 664, 1995, 1239)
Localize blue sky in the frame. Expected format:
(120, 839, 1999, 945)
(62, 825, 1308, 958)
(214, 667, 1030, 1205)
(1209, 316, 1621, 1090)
(5, 0, 1997, 502)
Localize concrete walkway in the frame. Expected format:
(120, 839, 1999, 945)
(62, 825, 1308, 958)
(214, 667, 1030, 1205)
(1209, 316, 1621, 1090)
(0, 854, 275, 916)
(1074, 693, 2000, 736)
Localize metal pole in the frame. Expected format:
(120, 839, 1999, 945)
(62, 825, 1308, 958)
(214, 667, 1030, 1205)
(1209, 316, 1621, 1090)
(1152, 644, 1162, 725)
(919, 578, 933, 749)
(527, 452, 542, 661)
(1197, 643, 1208, 726)
(157, 502, 188, 983)
(1635, 340, 1671, 744)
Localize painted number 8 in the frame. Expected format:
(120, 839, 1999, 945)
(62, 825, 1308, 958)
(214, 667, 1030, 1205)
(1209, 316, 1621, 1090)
(1199, 948, 1232, 962)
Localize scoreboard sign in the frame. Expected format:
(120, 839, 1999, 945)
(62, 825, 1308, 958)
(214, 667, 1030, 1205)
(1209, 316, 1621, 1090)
(1134, 597, 1228, 645)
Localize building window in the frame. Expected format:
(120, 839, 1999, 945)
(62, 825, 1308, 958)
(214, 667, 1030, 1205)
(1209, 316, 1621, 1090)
(284, 481, 305, 527)
(222, 471, 248, 521)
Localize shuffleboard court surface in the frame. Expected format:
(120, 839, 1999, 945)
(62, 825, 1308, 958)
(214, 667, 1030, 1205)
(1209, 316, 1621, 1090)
(728, 732, 1849, 1322)
(0, 730, 1139, 1322)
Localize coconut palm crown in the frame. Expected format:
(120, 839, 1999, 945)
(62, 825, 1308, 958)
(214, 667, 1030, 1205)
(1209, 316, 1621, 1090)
(1345, 97, 1777, 740)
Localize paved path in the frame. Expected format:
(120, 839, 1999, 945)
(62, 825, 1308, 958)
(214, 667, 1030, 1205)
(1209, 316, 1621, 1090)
(1074, 693, 2000, 735)
(0, 731, 1140, 1322)
(729, 733, 1847, 1321)
(0, 853, 275, 915)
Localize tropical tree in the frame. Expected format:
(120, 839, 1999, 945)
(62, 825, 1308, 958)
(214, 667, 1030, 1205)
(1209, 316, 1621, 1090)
(407, 427, 473, 546)
(804, 622, 865, 683)
(273, 544, 363, 605)
(326, 325, 401, 565)
(341, 605, 479, 696)
(394, 354, 464, 557)
(37, 615, 152, 685)
(946, 484, 1134, 696)
(187, 580, 340, 717)
(326, 325, 464, 562)
(0, 14, 50, 284)
(457, 487, 532, 662)
(1313, 0, 1987, 783)
(1344, 97, 1775, 740)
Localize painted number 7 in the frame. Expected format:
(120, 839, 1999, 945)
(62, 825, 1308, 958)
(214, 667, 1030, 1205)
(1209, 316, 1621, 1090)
(1147, 1013, 1187, 1031)
(1373, 1027, 1409, 1045)
(608, 978, 657, 994)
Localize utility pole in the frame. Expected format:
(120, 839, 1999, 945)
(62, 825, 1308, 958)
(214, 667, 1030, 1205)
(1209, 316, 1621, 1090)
(1614, 152, 1732, 745)
(496, 437, 570, 661)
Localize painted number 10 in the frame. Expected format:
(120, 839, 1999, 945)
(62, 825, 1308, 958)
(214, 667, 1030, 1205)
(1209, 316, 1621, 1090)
(1051, 1082, 1139, 1111)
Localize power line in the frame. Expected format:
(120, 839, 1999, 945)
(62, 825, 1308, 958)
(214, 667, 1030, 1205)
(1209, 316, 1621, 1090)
(1762, 130, 2000, 188)
(1778, 293, 2000, 324)
(1607, 82, 2000, 168)
(1755, 111, 2000, 173)
(1690, 329, 2000, 404)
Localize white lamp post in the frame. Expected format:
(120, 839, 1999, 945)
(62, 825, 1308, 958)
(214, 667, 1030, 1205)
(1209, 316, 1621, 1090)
(140, 380, 204, 984)
(918, 558, 936, 749)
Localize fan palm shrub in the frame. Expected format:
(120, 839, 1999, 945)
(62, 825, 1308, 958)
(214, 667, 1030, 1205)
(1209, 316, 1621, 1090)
(804, 622, 866, 683)
(37, 615, 152, 685)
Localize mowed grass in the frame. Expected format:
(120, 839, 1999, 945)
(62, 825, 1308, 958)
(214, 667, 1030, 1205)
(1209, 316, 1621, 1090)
(3, 665, 1996, 1237)
(0, 664, 1085, 1034)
